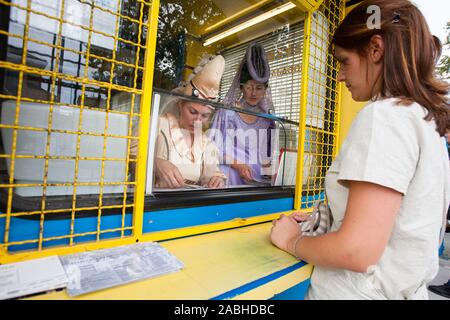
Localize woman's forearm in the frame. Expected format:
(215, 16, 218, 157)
(289, 231, 369, 273)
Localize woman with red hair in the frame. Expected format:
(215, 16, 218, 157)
(270, 0, 449, 299)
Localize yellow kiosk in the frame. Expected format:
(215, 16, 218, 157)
(0, 0, 365, 299)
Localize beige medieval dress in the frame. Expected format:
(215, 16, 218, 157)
(153, 113, 226, 188)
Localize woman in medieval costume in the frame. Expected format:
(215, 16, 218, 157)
(209, 43, 277, 186)
(132, 55, 227, 189)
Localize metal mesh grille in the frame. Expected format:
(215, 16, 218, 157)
(0, 0, 158, 261)
(296, 0, 344, 209)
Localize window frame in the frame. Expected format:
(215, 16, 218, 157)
(142, 88, 299, 211)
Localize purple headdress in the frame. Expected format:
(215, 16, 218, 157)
(222, 43, 274, 114)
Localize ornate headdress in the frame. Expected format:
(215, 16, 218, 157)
(162, 55, 225, 114)
(222, 43, 274, 114)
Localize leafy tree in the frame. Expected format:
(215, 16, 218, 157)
(154, 0, 224, 89)
(437, 21, 450, 80)
(90, 0, 224, 92)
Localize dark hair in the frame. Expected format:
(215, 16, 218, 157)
(239, 62, 269, 88)
(239, 62, 252, 84)
(332, 0, 449, 136)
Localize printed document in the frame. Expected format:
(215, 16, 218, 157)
(59, 242, 184, 296)
(0, 255, 68, 300)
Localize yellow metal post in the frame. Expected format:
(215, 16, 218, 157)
(294, 11, 312, 211)
(132, 0, 161, 240)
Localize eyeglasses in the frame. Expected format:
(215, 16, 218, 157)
(240, 83, 267, 92)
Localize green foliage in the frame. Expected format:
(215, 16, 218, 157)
(89, 0, 225, 91)
(154, 0, 224, 89)
(437, 21, 450, 80)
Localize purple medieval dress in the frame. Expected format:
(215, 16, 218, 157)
(209, 105, 275, 186)
(209, 43, 276, 186)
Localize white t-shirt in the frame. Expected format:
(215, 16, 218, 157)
(306, 98, 450, 300)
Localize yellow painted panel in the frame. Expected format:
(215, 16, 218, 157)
(338, 86, 367, 148)
(26, 223, 310, 300)
(291, 0, 324, 12)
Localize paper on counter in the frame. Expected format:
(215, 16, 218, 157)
(0, 255, 68, 300)
(59, 242, 184, 296)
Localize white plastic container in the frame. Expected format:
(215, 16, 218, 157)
(1, 100, 130, 196)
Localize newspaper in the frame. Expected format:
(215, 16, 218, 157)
(59, 242, 184, 296)
(0, 256, 68, 300)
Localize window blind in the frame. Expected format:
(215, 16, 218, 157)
(219, 22, 304, 149)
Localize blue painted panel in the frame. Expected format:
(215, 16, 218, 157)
(270, 278, 311, 300)
(210, 261, 307, 300)
(143, 197, 294, 233)
(0, 193, 323, 252)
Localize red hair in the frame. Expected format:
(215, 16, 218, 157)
(332, 0, 449, 136)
